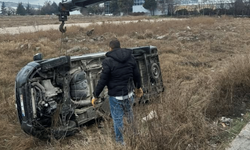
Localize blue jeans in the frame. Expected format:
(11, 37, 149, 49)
(109, 96, 134, 143)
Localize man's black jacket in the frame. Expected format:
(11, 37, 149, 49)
(93, 48, 141, 97)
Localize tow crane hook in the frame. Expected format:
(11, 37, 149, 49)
(59, 21, 67, 33)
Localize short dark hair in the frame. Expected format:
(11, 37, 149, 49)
(109, 39, 120, 49)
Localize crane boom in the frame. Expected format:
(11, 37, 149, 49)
(58, 0, 106, 33)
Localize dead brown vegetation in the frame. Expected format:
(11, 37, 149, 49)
(1, 16, 250, 150)
(0, 15, 152, 28)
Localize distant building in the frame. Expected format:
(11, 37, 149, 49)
(133, 0, 149, 14)
(180, 0, 198, 5)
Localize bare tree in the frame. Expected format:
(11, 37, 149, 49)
(26, 3, 31, 15)
(216, 0, 227, 15)
(228, 0, 236, 15)
(200, 0, 207, 15)
(219, 0, 225, 9)
(165, 0, 181, 16)
(245, 0, 250, 16)
(143, 0, 157, 15)
(117, 0, 133, 15)
(158, 0, 168, 15)
(6, 7, 15, 15)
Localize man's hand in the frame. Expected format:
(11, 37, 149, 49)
(91, 97, 98, 107)
(135, 88, 143, 98)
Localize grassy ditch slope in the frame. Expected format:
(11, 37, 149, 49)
(1, 16, 250, 150)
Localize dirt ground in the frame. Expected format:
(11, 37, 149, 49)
(1, 15, 250, 150)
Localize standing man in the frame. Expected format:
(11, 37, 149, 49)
(92, 39, 143, 145)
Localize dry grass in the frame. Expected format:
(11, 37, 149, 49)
(1, 16, 250, 150)
(0, 15, 153, 28)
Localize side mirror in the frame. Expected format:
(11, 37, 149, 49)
(33, 53, 43, 61)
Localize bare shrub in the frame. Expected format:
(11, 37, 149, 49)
(125, 75, 214, 150)
(206, 55, 250, 119)
(144, 30, 154, 39)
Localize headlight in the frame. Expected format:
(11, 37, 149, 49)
(20, 94, 25, 117)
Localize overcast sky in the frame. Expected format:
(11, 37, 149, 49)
(1, 0, 83, 14)
(3, 0, 61, 5)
